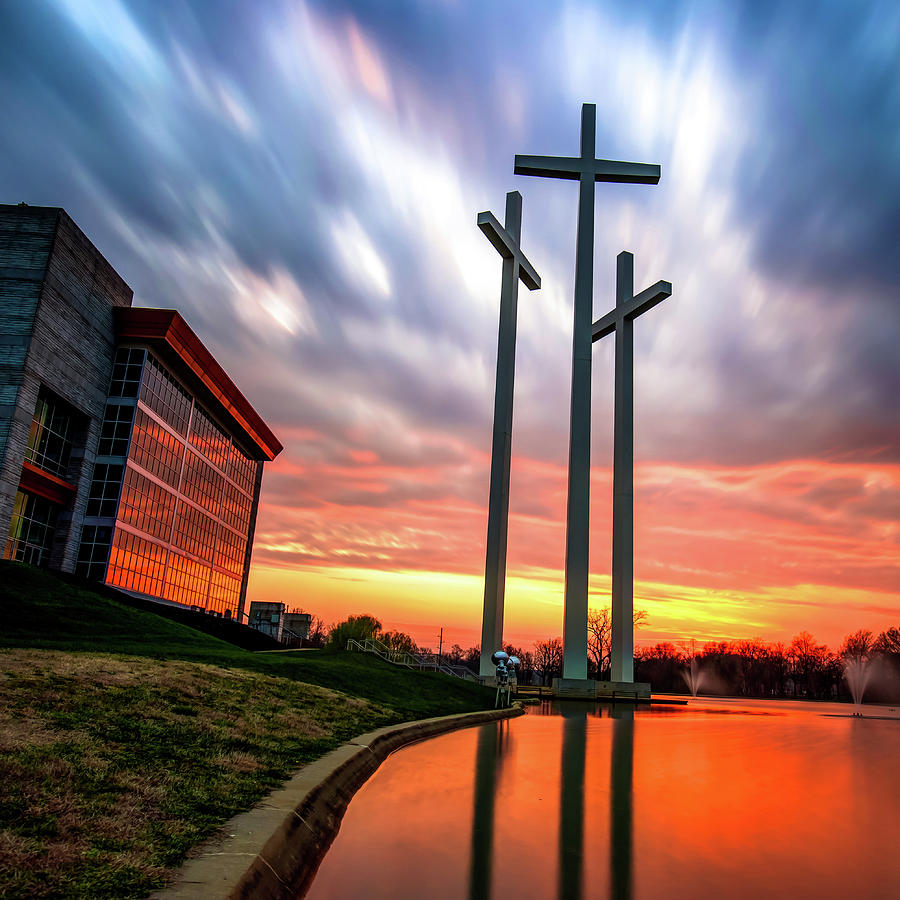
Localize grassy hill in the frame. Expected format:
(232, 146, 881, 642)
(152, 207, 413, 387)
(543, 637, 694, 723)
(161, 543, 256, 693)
(0, 562, 492, 898)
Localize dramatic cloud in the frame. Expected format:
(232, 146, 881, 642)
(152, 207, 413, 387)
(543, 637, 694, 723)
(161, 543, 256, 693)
(1, 0, 897, 646)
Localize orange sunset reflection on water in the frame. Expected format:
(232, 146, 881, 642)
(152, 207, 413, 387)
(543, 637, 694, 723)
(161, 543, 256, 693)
(306, 699, 900, 899)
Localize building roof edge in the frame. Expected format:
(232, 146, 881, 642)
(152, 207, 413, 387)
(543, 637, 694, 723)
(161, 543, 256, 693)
(114, 307, 283, 461)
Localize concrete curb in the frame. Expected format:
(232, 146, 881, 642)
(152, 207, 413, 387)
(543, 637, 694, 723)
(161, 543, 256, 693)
(152, 704, 525, 900)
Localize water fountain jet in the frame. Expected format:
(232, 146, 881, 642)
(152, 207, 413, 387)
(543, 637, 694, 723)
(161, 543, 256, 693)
(681, 658, 706, 697)
(844, 657, 872, 717)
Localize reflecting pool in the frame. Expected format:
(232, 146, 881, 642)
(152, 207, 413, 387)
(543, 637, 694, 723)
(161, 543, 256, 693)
(305, 698, 900, 899)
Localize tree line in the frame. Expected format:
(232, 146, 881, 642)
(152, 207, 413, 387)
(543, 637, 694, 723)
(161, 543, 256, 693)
(634, 627, 900, 702)
(308, 610, 900, 702)
(519, 620, 900, 702)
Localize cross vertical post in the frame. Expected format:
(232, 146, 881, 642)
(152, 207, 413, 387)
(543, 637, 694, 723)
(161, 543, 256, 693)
(515, 103, 660, 683)
(611, 252, 636, 683)
(478, 191, 541, 678)
(593, 255, 672, 684)
(561, 103, 597, 681)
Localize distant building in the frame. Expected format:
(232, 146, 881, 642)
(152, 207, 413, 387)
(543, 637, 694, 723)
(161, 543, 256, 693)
(245, 603, 313, 646)
(248, 600, 285, 641)
(0, 204, 282, 621)
(283, 610, 311, 641)
(247, 603, 312, 646)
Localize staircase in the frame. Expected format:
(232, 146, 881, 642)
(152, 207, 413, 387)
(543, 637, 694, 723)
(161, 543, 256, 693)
(347, 637, 481, 681)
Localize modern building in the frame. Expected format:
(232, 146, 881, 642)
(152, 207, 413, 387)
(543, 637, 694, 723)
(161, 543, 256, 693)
(0, 204, 282, 621)
(247, 602, 312, 646)
(283, 610, 312, 643)
(248, 600, 285, 641)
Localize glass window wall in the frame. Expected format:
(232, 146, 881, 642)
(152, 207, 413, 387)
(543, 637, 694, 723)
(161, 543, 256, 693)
(109, 348, 145, 398)
(117, 466, 176, 543)
(208, 569, 241, 615)
(214, 524, 247, 576)
(106, 527, 167, 597)
(171, 501, 217, 562)
(98, 350, 261, 619)
(75, 525, 113, 580)
(3, 491, 59, 565)
(189, 406, 230, 472)
(25, 389, 74, 478)
(140, 355, 192, 435)
(163, 550, 211, 608)
(228, 445, 257, 495)
(85, 463, 124, 518)
(220, 481, 252, 534)
(181, 450, 223, 516)
(98, 403, 135, 457)
(129, 408, 185, 489)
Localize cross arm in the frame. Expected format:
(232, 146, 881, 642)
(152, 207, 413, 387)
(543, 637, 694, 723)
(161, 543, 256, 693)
(515, 155, 661, 185)
(591, 280, 672, 340)
(477, 211, 541, 290)
(592, 158, 661, 184)
(514, 155, 582, 180)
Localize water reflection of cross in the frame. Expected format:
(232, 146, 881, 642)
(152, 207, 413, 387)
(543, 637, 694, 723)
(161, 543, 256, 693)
(478, 191, 541, 678)
(515, 103, 660, 680)
(593, 253, 672, 683)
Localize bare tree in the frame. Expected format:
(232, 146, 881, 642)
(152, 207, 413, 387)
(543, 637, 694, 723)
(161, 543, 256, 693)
(462, 646, 481, 670)
(587, 606, 648, 679)
(306, 613, 327, 648)
(288, 608, 327, 647)
(873, 626, 900, 656)
(788, 631, 834, 698)
(841, 629, 874, 662)
(587, 607, 611, 678)
(381, 630, 418, 653)
(533, 637, 563, 685)
(444, 644, 465, 665)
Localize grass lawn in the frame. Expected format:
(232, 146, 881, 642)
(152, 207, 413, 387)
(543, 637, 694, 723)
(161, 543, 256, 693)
(0, 562, 492, 898)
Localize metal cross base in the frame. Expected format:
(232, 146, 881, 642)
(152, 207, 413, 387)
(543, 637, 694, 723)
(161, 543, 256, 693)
(551, 678, 651, 701)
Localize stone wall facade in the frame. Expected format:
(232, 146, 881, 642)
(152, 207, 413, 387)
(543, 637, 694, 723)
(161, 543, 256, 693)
(0, 205, 133, 571)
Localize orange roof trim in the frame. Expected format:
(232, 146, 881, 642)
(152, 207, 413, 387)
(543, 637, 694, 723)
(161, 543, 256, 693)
(114, 307, 283, 461)
(20, 461, 76, 505)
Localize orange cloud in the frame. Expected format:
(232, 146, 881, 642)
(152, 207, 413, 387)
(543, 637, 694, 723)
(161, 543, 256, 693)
(249, 447, 900, 650)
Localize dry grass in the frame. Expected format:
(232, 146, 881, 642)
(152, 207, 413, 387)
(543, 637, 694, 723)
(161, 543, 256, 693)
(0, 649, 395, 899)
(0, 563, 492, 898)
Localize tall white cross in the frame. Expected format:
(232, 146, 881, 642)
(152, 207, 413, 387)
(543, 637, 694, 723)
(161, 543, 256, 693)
(515, 103, 660, 680)
(478, 190, 541, 677)
(592, 252, 671, 681)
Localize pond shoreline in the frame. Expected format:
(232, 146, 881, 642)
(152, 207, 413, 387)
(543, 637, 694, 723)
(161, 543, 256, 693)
(152, 704, 525, 900)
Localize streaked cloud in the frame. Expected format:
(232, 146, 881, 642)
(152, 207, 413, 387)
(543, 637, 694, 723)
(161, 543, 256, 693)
(1, 0, 897, 646)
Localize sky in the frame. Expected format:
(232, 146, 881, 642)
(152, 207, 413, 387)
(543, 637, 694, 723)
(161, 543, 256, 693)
(2, 0, 898, 652)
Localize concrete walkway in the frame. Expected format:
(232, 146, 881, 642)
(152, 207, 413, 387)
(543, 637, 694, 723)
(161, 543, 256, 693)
(152, 704, 524, 900)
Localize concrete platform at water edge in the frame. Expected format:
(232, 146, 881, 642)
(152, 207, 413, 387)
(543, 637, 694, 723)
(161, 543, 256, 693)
(551, 677, 652, 701)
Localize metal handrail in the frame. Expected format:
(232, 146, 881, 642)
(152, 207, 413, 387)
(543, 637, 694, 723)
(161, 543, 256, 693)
(346, 637, 481, 681)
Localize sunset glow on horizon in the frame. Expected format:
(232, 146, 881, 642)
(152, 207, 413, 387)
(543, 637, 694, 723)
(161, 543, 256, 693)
(248, 453, 900, 650)
(3, 1, 897, 653)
